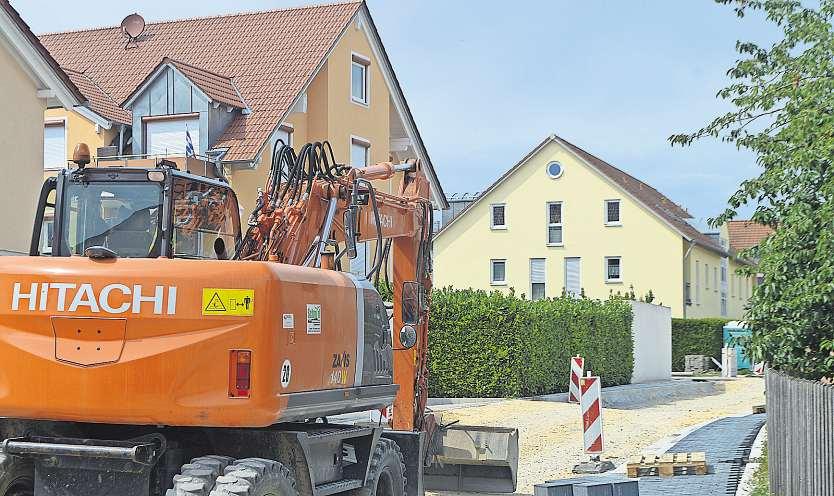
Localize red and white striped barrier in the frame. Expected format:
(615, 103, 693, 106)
(569, 356, 584, 404)
(580, 375, 604, 454)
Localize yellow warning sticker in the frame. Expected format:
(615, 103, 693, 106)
(202, 288, 255, 316)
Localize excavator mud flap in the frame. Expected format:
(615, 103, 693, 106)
(424, 424, 519, 493)
(0, 435, 165, 496)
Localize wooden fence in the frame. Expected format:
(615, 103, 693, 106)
(766, 369, 834, 495)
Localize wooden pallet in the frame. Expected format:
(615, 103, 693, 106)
(626, 452, 707, 478)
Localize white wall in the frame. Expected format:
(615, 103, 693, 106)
(629, 301, 672, 383)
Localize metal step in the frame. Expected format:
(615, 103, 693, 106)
(315, 478, 363, 496)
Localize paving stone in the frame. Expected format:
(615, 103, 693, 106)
(637, 413, 765, 496)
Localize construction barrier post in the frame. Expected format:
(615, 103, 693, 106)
(568, 355, 584, 404)
(572, 375, 615, 474)
(580, 376, 603, 454)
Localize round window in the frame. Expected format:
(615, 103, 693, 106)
(547, 161, 563, 179)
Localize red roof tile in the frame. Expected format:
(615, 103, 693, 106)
(63, 68, 131, 124)
(726, 220, 773, 251)
(39, 2, 362, 161)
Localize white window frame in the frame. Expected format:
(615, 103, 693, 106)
(604, 199, 622, 226)
(705, 263, 710, 290)
(350, 135, 370, 167)
(605, 256, 622, 283)
(350, 52, 370, 107)
(490, 259, 507, 286)
(529, 258, 546, 301)
(44, 118, 67, 170)
(490, 203, 507, 230)
(546, 201, 563, 246)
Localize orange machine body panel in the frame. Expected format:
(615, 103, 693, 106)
(0, 256, 392, 427)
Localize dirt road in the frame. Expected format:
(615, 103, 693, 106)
(432, 378, 765, 495)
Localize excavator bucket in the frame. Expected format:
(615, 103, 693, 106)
(424, 424, 519, 493)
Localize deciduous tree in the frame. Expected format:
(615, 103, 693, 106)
(671, 0, 834, 380)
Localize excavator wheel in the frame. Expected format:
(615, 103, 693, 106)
(210, 458, 297, 496)
(0, 454, 33, 496)
(166, 455, 235, 495)
(350, 439, 406, 496)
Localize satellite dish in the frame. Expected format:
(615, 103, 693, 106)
(121, 13, 145, 48)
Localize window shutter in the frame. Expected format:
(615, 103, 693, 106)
(44, 123, 66, 169)
(565, 257, 581, 297)
(146, 118, 200, 156)
(530, 259, 545, 284)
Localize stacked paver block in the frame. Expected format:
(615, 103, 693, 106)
(534, 478, 638, 496)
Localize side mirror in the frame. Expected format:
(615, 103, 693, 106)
(399, 325, 417, 349)
(344, 209, 358, 259)
(402, 281, 421, 325)
(214, 237, 227, 260)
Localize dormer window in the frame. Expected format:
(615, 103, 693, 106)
(122, 58, 247, 157)
(145, 115, 200, 156)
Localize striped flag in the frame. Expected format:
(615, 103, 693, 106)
(185, 128, 195, 157)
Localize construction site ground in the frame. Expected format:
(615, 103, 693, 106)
(429, 377, 766, 496)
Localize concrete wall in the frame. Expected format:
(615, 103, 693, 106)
(433, 139, 686, 316)
(629, 301, 672, 383)
(0, 38, 47, 253)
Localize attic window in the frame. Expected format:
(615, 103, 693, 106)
(351, 53, 370, 106)
(546, 161, 563, 179)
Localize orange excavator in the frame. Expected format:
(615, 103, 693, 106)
(0, 141, 517, 496)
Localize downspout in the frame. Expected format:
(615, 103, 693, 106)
(682, 239, 696, 319)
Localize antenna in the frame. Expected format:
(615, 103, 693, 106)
(120, 13, 145, 49)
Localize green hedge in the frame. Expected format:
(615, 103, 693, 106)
(428, 288, 634, 398)
(671, 318, 729, 371)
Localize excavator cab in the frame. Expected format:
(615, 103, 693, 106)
(30, 165, 241, 260)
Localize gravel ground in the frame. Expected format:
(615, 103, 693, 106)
(430, 377, 765, 495)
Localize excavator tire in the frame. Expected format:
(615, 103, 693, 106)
(166, 455, 235, 496)
(210, 458, 297, 496)
(0, 453, 33, 496)
(349, 439, 406, 496)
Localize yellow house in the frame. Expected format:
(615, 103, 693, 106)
(0, 0, 85, 254)
(38, 2, 447, 274)
(434, 135, 754, 319)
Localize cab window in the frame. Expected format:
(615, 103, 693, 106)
(171, 178, 239, 259)
(61, 181, 163, 257)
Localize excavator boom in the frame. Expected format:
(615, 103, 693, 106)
(0, 141, 518, 496)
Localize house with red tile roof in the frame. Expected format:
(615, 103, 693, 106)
(433, 134, 755, 319)
(722, 220, 774, 252)
(0, 0, 86, 253)
(37, 3, 447, 272)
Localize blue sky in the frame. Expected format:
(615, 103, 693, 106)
(16, 1, 778, 229)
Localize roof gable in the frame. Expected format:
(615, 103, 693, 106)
(0, 0, 84, 106)
(122, 58, 247, 110)
(436, 134, 728, 256)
